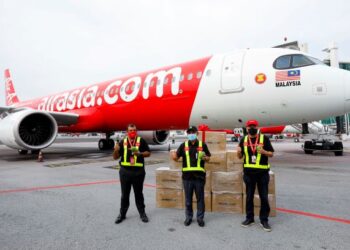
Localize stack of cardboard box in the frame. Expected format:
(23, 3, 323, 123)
(211, 171, 243, 213)
(198, 131, 227, 173)
(226, 150, 244, 172)
(198, 131, 228, 212)
(156, 167, 183, 209)
(157, 131, 276, 217)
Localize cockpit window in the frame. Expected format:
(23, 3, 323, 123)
(292, 54, 314, 67)
(308, 56, 326, 65)
(273, 54, 325, 69)
(274, 55, 291, 69)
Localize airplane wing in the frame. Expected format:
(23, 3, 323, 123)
(0, 106, 79, 126)
(0, 106, 28, 114)
(49, 111, 79, 126)
(0, 106, 12, 113)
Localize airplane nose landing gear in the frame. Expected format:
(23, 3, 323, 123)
(98, 133, 115, 150)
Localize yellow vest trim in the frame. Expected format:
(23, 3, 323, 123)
(243, 134, 270, 169)
(182, 141, 205, 173)
(121, 137, 143, 167)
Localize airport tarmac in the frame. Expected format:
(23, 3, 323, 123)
(0, 140, 350, 250)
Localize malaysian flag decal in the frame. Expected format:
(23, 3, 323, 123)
(276, 70, 300, 81)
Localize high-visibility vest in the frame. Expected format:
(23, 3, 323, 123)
(121, 137, 143, 167)
(182, 141, 205, 173)
(243, 134, 270, 169)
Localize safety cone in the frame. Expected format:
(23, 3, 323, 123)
(37, 151, 44, 162)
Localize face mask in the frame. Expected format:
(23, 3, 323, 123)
(128, 131, 137, 139)
(187, 134, 197, 141)
(248, 128, 258, 136)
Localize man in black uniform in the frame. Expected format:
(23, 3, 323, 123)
(113, 124, 151, 224)
(172, 126, 211, 227)
(237, 120, 274, 232)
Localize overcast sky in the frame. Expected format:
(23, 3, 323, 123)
(1, 0, 350, 106)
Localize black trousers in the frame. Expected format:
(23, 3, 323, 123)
(119, 167, 146, 216)
(243, 171, 270, 222)
(183, 178, 205, 220)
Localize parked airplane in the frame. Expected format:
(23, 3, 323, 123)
(1, 48, 350, 154)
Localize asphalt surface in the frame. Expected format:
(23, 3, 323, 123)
(0, 140, 350, 250)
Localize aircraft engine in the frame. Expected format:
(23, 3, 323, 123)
(0, 109, 58, 150)
(137, 130, 170, 145)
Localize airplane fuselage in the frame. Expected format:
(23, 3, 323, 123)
(12, 48, 350, 133)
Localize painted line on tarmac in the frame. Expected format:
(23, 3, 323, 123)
(0, 180, 119, 194)
(0, 179, 153, 194)
(276, 207, 350, 225)
(144, 183, 156, 188)
(1, 180, 349, 225)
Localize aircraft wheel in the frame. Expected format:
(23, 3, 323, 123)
(98, 139, 108, 150)
(107, 139, 115, 149)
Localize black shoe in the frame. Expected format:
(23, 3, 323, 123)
(241, 219, 255, 227)
(115, 214, 126, 224)
(184, 218, 192, 226)
(140, 213, 149, 223)
(260, 221, 272, 232)
(197, 219, 205, 227)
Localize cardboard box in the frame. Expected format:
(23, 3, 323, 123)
(198, 131, 227, 152)
(156, 167, 182, 190)
(227, 163, 243, 172)
(226, 150, 244, 164)
(242, 171, 275, 194)
(205, 171, 212, 192)
(212, 192, 243, 213)
(156, 188, 183, 209)
(205, 152, 227, 172)
(242, 194, 276, 217)
(169, 150, 183, 170)
(211, 171, 243, 193)
(183, 191, 212, 212)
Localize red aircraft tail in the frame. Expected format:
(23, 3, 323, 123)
(4, 69, 20, 106)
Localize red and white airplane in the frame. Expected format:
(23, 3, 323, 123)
(1, 48, 350, 153)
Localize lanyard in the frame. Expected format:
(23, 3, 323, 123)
(127, 137, 137, 148)
(248, 136, 259, 155)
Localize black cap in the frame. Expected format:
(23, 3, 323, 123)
(186, 126, 198, 133)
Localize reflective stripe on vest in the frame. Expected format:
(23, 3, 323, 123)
(182, 141, 205, 172)
(243, 134, 270, 169)
(121, 137, 143, 167)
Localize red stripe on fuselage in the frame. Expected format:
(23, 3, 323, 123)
(260, 126, 285, 134)
(15, 57, 212, 132)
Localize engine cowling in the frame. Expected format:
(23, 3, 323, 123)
(137, 130, 170, 145)
(0, 109, 58, 150)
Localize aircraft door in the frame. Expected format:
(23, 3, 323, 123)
(220, 50, 246, 94)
